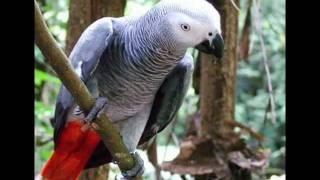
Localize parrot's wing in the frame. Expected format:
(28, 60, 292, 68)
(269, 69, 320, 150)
(70, 17, 115, 82)
(52, 17, 116, 144)
(139, 54, 194, 144)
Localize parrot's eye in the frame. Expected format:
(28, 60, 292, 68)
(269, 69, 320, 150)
(180, 24, 190, 31)
(208, 32, 213, 36)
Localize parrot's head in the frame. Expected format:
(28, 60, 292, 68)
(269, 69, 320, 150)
(155, 0, 224, 59)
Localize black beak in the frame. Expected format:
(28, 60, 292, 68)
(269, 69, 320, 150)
(195, 33, 224, 59)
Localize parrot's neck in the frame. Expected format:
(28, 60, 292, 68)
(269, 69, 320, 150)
(131, 8, 188, 56)
(128, 20, 187, 66)
(123, 26, 185, 82)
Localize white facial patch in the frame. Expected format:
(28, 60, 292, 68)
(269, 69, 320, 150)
(158, 0, 221, 48)
(166, 12, 208, 46)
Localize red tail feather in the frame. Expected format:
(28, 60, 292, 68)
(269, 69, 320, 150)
(41, 120, 100, 180)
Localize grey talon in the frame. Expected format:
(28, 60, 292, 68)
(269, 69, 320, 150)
(121, 152, 145, 179)
(84, 97, 108, 123)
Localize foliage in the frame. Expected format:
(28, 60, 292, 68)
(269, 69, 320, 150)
(37, 0, 69, 47)
(34, 0, 285, 178)
(35, 2, 66, 173)
(236, 0, 285, 170)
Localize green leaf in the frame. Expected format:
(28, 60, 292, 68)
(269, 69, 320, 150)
(35, 69, 60, 86)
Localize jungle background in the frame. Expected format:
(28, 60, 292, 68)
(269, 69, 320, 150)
(34, 0, 285, 179)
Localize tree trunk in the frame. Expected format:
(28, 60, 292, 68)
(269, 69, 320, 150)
(199, 0, 238, 141)
(197, 0, 245, 179)
(65, 0, 126, 179)
(65, 0, 126, 55)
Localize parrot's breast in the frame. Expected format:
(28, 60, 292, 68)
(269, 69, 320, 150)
(94, 36, 183, 121)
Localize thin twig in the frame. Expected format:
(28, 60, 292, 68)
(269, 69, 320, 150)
(230, 0, 240, 12)
(36, 137, 53, 146)
(225, 120, 264, 141)
(252, 0, 276, 124)
(162, 117, 179, 162)
(162, 136, 171, 163)
(263, 98, 270, 126)
(171, 133, 180, 146)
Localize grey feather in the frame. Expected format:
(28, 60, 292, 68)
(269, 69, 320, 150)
(70, 17, 115, 82)
(139, 54, 194, 143)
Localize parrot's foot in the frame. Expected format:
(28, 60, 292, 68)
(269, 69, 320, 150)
(83, 97, 108, 124)
(115, 152, 144, 180)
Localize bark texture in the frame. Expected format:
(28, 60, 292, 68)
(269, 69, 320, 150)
(197, 0, 245, 179)
(199, 0, 238, 139)
(65, 0, 126, 55)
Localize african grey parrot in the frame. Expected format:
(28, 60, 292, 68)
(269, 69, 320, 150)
(41, 0, 223, 179)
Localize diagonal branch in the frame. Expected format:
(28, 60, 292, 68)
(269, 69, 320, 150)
(34, 1, 141, 178)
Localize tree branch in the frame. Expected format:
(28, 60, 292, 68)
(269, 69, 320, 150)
(34, 1, 141, 178)
(224, 120, 264, 142)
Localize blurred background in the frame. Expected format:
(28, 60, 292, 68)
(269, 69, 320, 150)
(35, 0, 285, 179)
